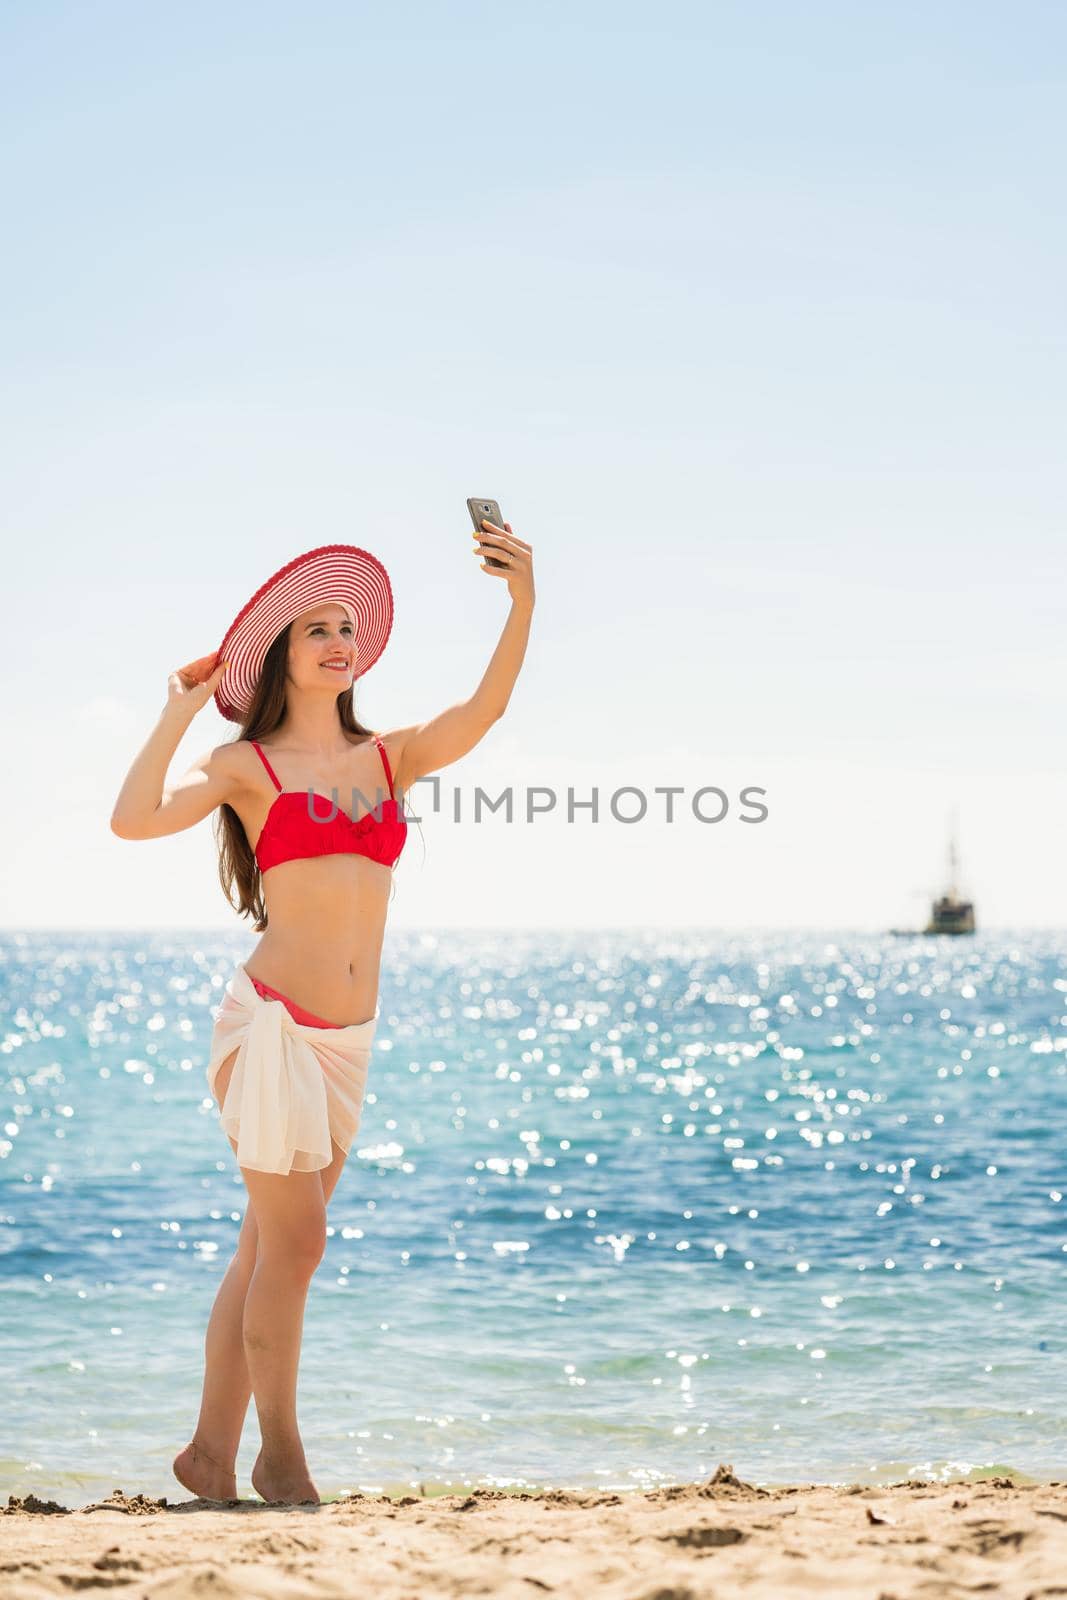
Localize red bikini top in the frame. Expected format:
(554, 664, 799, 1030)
(248, 737, 408, 875)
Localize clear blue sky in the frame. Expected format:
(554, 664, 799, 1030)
(2, 1, 1064, 928)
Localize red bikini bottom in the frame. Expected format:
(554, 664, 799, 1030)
(248, 974, 343, 1029)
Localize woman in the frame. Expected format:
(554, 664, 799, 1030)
(110, 521, 535, 1506)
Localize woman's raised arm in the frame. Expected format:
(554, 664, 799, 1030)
(110, 654, 240, 841)
(391, 521, 535, 791)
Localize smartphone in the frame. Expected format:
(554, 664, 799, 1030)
(467, 497, 508, 569)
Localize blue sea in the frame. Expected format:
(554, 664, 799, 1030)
(1, 928, 1064, 1509)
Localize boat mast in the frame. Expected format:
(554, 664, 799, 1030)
(947, 809, 960, 901)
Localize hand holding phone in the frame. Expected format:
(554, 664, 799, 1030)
(466, 497, 509, 569)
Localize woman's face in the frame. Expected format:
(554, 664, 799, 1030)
(287, 602, 357, 693)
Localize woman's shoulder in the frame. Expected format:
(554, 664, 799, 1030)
(213, 737, 279, 793)
(371, 725, 418, 794)
(342, 729, 391, 751)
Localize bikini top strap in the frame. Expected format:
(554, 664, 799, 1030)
(374, 737, 396, 801)
(249, 740, 282, 792)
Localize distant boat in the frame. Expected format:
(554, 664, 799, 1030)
(889, 817, 976, 936)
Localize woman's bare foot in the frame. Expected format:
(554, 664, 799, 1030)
(251, 1446, 320, 1506)
(172, 1438, 238, 1502)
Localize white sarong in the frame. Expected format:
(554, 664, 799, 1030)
(205, 962, 379, 1175)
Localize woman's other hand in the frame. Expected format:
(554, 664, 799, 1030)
(169, 653, 229, 716)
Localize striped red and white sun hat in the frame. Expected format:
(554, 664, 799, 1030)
(211, 544, 394, 723)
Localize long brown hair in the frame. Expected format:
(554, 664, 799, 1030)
(213, 622, 394, 932)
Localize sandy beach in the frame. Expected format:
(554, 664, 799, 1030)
(4, 1466, 1066, 1599)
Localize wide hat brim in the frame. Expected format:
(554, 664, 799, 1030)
(212, 544, 394, 723)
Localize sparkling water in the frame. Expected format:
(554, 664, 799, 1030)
(2, 928, 1064, 1507)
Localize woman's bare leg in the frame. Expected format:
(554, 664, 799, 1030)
(173, 1047, 350, 1504)
(239, 1157, 333, 1503)
(172, 1206, 257, 1500)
